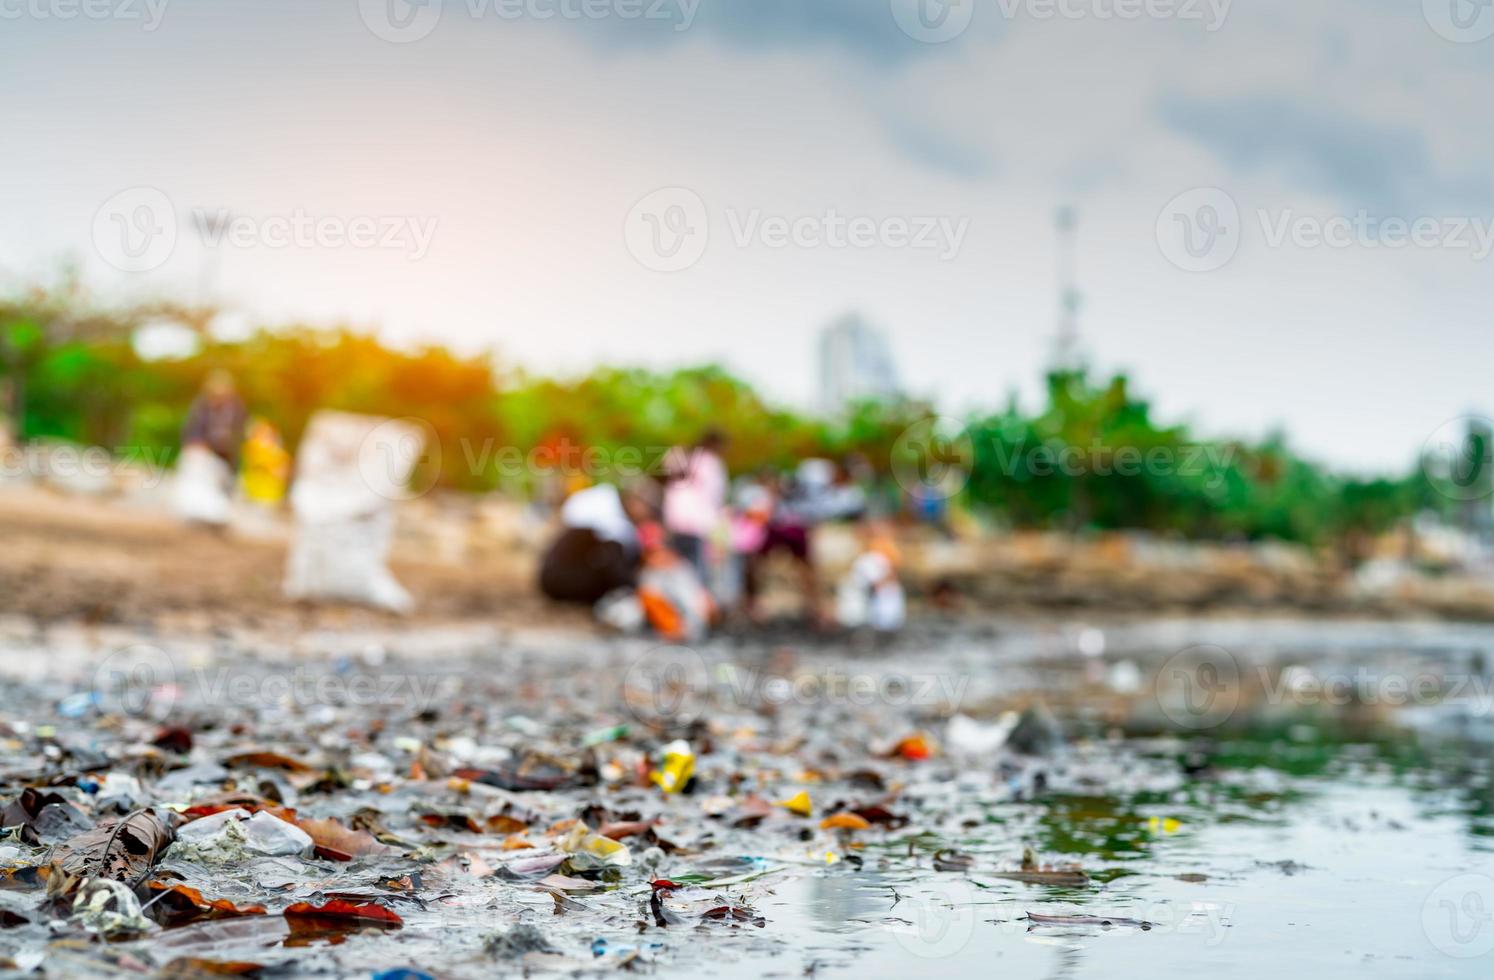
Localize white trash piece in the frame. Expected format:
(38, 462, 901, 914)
(172, 445, 233, 526)
(283, 412, 422, 613)
(173, 807, 313, 860)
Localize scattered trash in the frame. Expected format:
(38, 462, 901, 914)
(558, 825, 633, 869)
(1007, 703, 1064, 756)
(774, 791, 813, 817)
(171, 808, 313, 861)
(1025, 911, 1153, 930)
(650, 740, 695, 794)
(72, 878, 154, 937)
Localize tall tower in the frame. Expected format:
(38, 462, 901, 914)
(818, 314, 900, 413)
(1052, 206, 1083, 372)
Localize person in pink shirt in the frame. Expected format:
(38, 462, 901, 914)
(661, 429, 728, 581)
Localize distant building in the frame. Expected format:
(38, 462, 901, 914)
(818, 314, 899, 413)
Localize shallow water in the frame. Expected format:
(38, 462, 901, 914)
(1, 616, 1492, 977)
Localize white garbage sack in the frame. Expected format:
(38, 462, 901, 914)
(283, 412, 422, 613)
(172, 445, 233, 525)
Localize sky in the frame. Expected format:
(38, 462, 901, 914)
(2, 0, 1492, 474)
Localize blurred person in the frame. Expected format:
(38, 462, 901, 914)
(662, 428, 728, 581)
(239, 419, 290, 506)
(635, 520, 716, 642)
(181, 369, 248, 470)
(538, 478, 658, 604)
(836, 520, 906, 632)
(741, 468, 823, 625)
(173, 370, 247, 528)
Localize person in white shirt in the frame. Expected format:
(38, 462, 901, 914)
(662, 429, 728, 581)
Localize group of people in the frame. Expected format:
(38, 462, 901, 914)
(172, 372, 907, 632)
(537, 430, 906, 640)
(175, 371, 290, 524)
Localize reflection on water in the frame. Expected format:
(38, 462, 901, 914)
(698, 618, 1494, 980)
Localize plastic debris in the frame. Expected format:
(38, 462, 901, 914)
(650, 740, 695, 794)
(72, 878, 154, 936)
(171, 808, 313, 862)
(558, 825, 633, 869)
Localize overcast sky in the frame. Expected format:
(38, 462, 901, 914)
(3, 0, 1492, 473)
